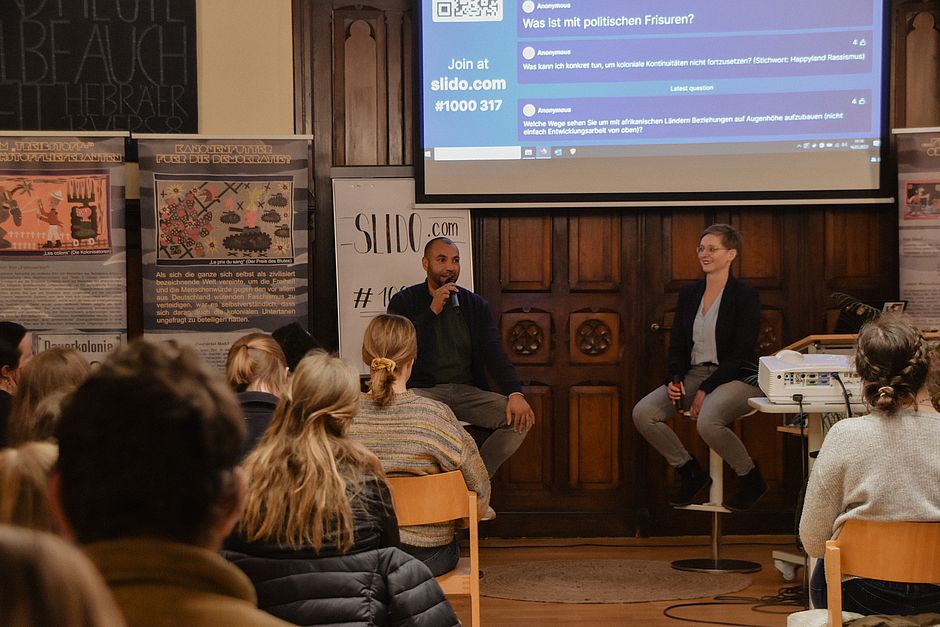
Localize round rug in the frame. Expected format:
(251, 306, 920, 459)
(479, 559, 752, 604)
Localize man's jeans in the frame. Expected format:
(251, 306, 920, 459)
(401, 535, 461, 577)
(413, 383, 526, 477)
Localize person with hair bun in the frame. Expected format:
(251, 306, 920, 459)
(225, 333, 289, 458)
(800, 315, 940, 615)
(351, 314, 490, 576)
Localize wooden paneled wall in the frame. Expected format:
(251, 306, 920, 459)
(295, 0, 935, 536)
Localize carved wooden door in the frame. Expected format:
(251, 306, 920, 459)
(476, 211, 641, 536)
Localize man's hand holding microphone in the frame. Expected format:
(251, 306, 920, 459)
(430, 278, 460, 315)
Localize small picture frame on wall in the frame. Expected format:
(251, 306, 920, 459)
(882, 301, 908, 314)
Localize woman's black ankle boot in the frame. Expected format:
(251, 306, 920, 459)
(670, 458, 712, 506)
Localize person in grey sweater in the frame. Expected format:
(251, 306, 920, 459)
(799, 315, 940, 615)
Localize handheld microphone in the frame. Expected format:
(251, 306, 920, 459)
(445, 277, 460, 311)
(671, 375, 684, 413)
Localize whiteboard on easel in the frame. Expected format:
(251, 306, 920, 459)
(333, 178, 473, 374)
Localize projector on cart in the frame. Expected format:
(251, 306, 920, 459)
(758, 350, 862, 405)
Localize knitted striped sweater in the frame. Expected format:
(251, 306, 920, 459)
(351, 390, 491, 547)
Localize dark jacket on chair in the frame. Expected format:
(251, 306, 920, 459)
(222, 545, 459, 627)
(223, 477, 458, 626)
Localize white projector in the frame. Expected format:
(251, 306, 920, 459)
(758, 350, 863, 404)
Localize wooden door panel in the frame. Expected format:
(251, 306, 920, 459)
(332, 10, 388, 166)
(501, 311, 552, 365)
(735, 209, 782, 288)
(825, 208, 879, 289)
(497, 384, 552, 487)
(500, 216, 552, 291)
(669, 214, 708, 287)
(568, 312, 620, 365)
(569, 386, 620, 490)
(569, 214, 621, 291)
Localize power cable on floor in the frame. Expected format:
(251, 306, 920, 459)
(662, 584, 807, 626)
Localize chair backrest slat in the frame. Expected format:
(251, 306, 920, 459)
(832, 519, 940, 584)
(386, 471, 472, 526)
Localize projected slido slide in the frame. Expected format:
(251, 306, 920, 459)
(419, 0, 887, 201)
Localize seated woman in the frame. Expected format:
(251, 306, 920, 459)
(632, 223, 764, 510)
(351, 313, 491, 576)
(800, 315, 940, 615)
(224, 333, 288, 458)
(7, 347, 89, 445)
(224, 351, 457, 626)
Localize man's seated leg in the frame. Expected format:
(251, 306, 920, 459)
(431, 384, 525, 477)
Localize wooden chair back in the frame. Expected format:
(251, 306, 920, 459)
(825, 519, 940, 626)
(386, 471, 480, 627)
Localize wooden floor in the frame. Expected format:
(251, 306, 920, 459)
(449, 536, 809, 626)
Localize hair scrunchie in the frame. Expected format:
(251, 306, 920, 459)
(877, 385, 894, 399)
(371, 357, 397, 372)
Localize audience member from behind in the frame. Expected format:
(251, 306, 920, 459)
(352, 314, 491, 576)
(225, 333, 288, 458)
(0, 441, 58, 532)
(225, 351, 458, 626)
(0, 322, 32, 448)
(7, 347, 89, 445)
(800, 315, 940, 615)
(0, 525, 126, 627)
(50, 339, 289, 627)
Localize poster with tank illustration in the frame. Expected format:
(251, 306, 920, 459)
(154, 176, 294, 263)
(137, 135, 311, 368)
(0, 132, 128, 359)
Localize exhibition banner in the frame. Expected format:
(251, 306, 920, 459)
(333, 178, 473, 373)
(895, 127, 940, 331)
(138, 135, 311, 368)
(0, 132, 128, 358)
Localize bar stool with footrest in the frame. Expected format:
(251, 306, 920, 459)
(671, 409, 762, 574)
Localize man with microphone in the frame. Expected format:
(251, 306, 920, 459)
(388, 236, 535, 477)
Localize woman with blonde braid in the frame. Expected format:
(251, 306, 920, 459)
(800, 315, 940, 615)
(223, 350, 458, 625)
(224, 333, 288, 458)
(351, 314, 490, 576)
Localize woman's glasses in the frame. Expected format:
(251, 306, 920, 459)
(696, 245, 727, 255)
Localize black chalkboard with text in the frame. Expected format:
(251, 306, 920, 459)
(0, 0, 197, 133)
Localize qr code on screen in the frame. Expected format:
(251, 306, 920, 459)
(433, 0, 503, 23)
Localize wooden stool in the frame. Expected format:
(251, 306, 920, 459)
(671, 410, 762, 574)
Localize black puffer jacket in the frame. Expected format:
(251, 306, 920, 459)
(223, 477, 458, 626)
(223, 545, 459, 627)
